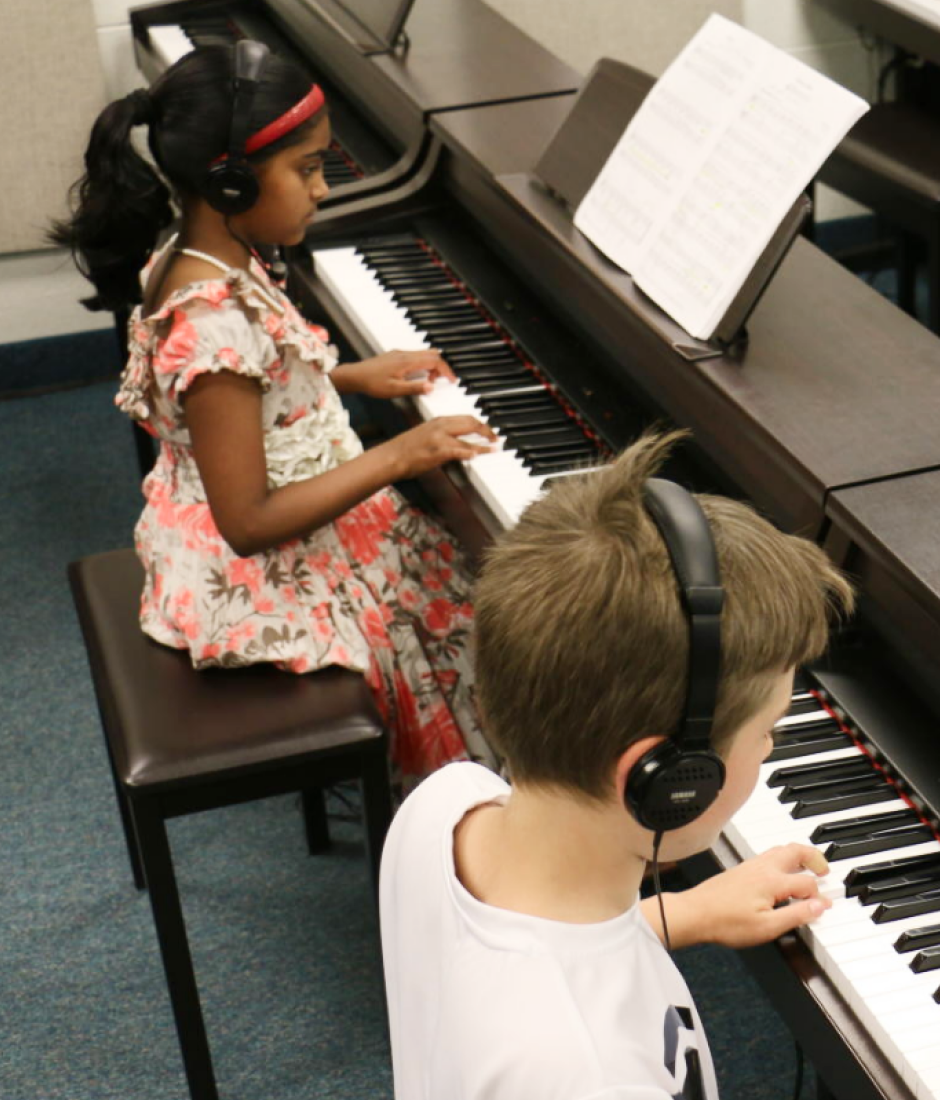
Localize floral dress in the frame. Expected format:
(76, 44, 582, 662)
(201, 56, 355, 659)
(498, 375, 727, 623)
(115, 243, 493, 780)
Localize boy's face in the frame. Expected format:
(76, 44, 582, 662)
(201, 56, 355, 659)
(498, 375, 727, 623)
(660, 667, 795, 860)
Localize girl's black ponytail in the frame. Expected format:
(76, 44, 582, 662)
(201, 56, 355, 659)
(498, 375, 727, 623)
(50, 90, 173, 312)
(53, 47, 321, 314)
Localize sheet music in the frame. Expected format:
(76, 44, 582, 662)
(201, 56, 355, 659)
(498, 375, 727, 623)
(574, 14, 869, 340)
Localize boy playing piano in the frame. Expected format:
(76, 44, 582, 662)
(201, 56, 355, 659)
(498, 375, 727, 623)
(380, 430, 854, 1099)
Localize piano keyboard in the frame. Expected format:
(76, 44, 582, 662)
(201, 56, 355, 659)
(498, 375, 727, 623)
(724, 684, 940, 1099)
(312, 237, 609, 529)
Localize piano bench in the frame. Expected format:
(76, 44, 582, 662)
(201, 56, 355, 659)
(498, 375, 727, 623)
(817, 102, 940, 333)
(68, 548, 393, 1100)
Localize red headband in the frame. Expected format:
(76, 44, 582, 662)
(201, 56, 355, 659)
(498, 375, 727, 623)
(243, 84, 325, 155)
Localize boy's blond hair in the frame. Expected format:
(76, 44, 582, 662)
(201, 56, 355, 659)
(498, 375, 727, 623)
(474, 431, 854, 799)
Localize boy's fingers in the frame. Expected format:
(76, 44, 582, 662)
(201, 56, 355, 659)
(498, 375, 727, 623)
(768, 843, 829, 877)
(766, 896, 830, 938)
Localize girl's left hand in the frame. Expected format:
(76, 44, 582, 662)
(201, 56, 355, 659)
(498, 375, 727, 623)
(332, 349, 455, 398)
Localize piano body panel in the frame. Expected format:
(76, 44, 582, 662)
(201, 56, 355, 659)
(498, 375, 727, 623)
(824, 472, 940, 822)
(685, 843, 915, 1100)
(430, 94, 577, 180)
(264, 0, 579, 148)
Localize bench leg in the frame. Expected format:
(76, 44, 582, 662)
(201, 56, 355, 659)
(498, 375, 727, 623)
(301, 787, 331, 854)
(133, 802, 219, 1100)
(897, 231, 919, 319)
(928, 224, 940, 335)
(358, 748, 394, 897)
(98, 716, 146, 890)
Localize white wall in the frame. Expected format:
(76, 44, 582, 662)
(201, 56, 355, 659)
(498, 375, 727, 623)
(91, 0, 142, 100)
(0, 0, 108, 254)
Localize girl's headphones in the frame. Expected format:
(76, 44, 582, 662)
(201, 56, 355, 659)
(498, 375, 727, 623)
(203, 40, 271, 216)
(623, 479, 727, 831)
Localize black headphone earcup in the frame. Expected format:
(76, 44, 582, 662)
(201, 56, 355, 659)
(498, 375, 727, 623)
(203, 159, 260, 215)
(625, 743, 726, 832)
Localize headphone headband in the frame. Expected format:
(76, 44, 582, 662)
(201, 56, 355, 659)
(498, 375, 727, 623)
(227, 40, 270, 162)
(624, 477, 727, 832)
(204, 41, 326, 216)
(643, 479, 723, 753)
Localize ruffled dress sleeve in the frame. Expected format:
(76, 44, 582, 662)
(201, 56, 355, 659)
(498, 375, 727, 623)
(118, 273, 285, 431)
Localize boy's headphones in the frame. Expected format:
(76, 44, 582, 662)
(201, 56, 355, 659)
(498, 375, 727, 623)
(203, 39, 271, 216)
(623, 479, 727, 831)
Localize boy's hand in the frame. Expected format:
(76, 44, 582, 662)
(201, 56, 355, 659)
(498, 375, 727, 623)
(331, 349, 455, 398)
(642, 844, 831, 950)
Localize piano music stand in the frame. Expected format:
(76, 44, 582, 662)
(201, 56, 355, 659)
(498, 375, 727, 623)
(533, 58, 811, 362)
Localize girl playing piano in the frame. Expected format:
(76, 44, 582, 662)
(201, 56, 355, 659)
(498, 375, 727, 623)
(53, 42, 498, 782)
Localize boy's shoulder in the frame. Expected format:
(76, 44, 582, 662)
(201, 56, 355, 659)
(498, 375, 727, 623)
(395, 761, 508, 829)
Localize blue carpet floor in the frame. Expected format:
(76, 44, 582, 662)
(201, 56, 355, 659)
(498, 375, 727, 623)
(0, 375, 819, 1100)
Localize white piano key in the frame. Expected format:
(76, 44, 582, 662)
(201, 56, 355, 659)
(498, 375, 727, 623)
(147, 25, 194, 69)
(313, 246, 567, 529)
(774, 708, 834, 728)
(315, 247, 430, 353)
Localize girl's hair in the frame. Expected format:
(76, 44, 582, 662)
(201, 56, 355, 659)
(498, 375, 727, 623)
(50, 46, 325, 312)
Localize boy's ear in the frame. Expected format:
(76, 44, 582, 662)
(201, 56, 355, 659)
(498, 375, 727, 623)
(614, 736, 668, 804)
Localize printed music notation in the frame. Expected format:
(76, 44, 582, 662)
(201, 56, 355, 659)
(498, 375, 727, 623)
(574, 14, 869, 340)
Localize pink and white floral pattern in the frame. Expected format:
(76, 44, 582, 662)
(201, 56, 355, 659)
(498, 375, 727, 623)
(115, 247, 492, 780)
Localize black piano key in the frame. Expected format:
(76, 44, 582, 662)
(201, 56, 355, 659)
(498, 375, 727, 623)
(791, 785, 897, 818)
(779, 773, 885, 804)
(508, 427, 590, 449)
(456, 364, 531, 381)
(463, 378, 539, 396)
(787, 694, 825, 716)
(911, 946, 940, 973)
(463, 382, 539, 399)
(378, 274, 453, 289)
(445, 346, 517, 363)
(873, 887, 940, 924)
(826, 824, 935, 862)
(845, 852, 940, 897)
(424, 322, 498, 339)
(811, 809, 919, 845)
(477, 392, 555, 412)
(406, 305, 481, 322)
(860, 869, 940, 903)
(505, 424, 588, 444)
(777, 715, 843, 736)
(434, 338, 510, 353)
(768, 756, 871, 789)
(394, 289, 468, 304)
(528, 457, 604, 476)
(489, 409, 571, 430)
(895, 924, 940, 953)
(765, 730, 853, 763)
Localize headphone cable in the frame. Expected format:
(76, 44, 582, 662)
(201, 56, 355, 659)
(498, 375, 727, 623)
(652, 830, 672, 954)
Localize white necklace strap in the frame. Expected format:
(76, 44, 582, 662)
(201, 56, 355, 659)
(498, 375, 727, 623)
(174, 246, 232, 275)
(173, 246, 285, 315)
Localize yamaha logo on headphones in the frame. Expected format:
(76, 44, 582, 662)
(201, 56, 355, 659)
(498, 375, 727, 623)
(669, 790, 697, 802)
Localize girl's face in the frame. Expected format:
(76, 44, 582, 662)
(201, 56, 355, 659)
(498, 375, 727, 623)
(234, 114, 332, 246)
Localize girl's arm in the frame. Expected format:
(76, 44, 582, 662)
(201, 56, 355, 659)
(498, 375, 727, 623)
(183, 370, 496, 557)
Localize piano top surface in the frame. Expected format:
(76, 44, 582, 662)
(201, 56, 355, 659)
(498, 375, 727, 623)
(828, 468, 940, 617)
(431, 94, 577, 178)
(430, 91, 940, 535)
(369, 0, 581, 111)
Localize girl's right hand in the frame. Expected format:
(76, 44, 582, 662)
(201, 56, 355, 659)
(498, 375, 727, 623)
(387, 416, 499, 479)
